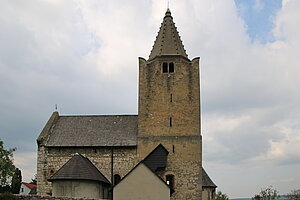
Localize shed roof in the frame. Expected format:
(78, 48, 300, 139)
(202, 168, 217, 188)
(48, 153, 110, 184)
(45, 114, 137, 147)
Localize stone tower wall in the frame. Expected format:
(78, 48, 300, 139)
(137, 56, 202, 200)
(138, 56, 201, 138)
(36, 146, 137, 196)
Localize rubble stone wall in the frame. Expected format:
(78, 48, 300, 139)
(18, 195, 109, 200)
(37, 146, 137, 196)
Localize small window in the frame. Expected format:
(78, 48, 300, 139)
(170, 94, 173, 102)
(114, 174, 121, 185)
(172, 145, 175, 153)
(162, 63, 168, 73)
(169, 62, 174, 73)
(170, 117, 172, 127)
(166, 174, 175, 191)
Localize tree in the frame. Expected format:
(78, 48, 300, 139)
(0, 139, 16, 189)
(10, 168, 22, 194)
(216, 191, 229, 200)
(252, 186, 279, 200)
(287, 189, 300, 200)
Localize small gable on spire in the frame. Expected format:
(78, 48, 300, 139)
(149, 9, 188, 60)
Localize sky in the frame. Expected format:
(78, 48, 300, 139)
(0, 0, 300, 198)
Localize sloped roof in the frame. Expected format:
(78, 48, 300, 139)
(114, 161, 170, 191)
(48, 153, 110, 184)
(143, 144, 169, 173)
(113, 144, 173, 193)
(45, 114, 137, 147)
(202, 168, 217, 188)
(149, 9, 188, 60)
(21, 182, 36, 189)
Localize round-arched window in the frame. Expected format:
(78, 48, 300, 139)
(114, 174, 121, 185)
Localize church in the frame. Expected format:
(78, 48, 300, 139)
(36, 9, 216, 200)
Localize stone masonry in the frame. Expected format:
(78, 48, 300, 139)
(137, 56, 202, 200)
(37, 146, 136, 196)
(36, 9, 208, 200)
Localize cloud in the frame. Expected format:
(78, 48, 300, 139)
(1, 0, 300, 197)
(272, 178, 295, 183)
(14, 152, 37, 182)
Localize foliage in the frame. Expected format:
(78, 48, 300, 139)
(0, 139, 16, 188)
(0, 192, 18, 200)
(287, 189, 300, 200)
(252, 186, 279, 200)
(216, 191, 229, 200)
(0, 185, 11, 194)
(10, 168, 22, 194)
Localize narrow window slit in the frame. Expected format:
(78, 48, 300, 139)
(170, 117, 172, 127)
(169, 62, 174, 73)
(114, 174, 121, 185)
(162, 63, 168, 73)
(170, 93, 173, 102)
(166, 174, 175, 193)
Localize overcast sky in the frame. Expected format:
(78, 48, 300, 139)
(0, 0, 299, 198)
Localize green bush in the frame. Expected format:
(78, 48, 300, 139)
(0, 192, 18, 200)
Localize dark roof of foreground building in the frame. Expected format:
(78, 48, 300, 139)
(202, 168, 217, 188)
(149, 8, 188, 60)
(48, 153, 110, 184)
(143, 144, 169, 173)
(39, 112, 137, 147)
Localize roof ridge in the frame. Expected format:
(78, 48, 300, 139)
(59, 114, 138, 117)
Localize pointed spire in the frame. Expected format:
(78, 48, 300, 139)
(149, 9, 188, 60)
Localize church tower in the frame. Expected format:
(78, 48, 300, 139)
(137, 9, 202, 200)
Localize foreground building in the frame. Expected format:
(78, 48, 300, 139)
(19, 182, 37, 195)
(37, 9, 216, 200)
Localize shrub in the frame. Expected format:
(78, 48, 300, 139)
(0, 192, 18, 200)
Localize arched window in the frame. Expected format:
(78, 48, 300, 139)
(169, 62, 174, 73)
(162, 62, 175, 73)
(114, 174, 121, 185)
(162, 63, 168, 73)
(166, 174, 175, 192)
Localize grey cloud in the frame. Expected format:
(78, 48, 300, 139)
(1, 0, 300, 197)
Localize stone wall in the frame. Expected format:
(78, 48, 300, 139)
(137, 56, 202, 200)
(202, 188, 216, 200)
(138, 56, 201, 138)
(37, 146, 137, 196)
(17, 195, 108, 200)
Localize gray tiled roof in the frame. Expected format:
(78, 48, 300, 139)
(45, 115, 137, 147)
(203, 168, 217, 188)
(48, 153, 110, 184)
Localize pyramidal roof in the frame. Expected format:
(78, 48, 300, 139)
(48, 153, 110, 184)
(149, 9, 188, 60)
